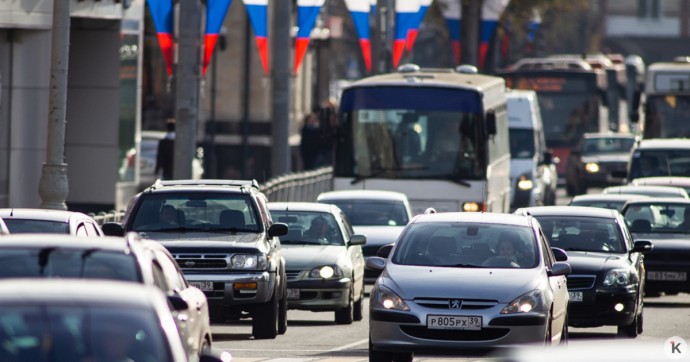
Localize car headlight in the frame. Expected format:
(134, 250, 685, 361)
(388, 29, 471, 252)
(371, 284, 410, 311)
(585, 162, 600, 173)
(517, 175, 534, 190)
(603, 269, 631, 287)
(231, 254, 267, 270)
(309, 265, 344, 279)
(501, 289, 546, 314)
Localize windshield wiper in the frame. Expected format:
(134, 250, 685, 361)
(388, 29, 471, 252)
(350, 166, 429, 185)
(449, 263, 482, 268)
(206, 227, 258, 233)
(155, 226, 203, 233)
(280, 239, 324, 245)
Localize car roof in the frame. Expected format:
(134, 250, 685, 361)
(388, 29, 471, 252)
(583, 132, 636, 139)
(635, 138, 690, 150)
(623, 197, 690, 206)
(632, 176, 690, 186)
(268, 202, 339, 213)
(570, 194, 650, 202)
(603, 185, 688, 196)
(316, 190, 409, 202)
(412, 212, 532, 226)
(143, 179, 259, 193)
(0, 279, 160, 306)
(0, 234, 131, 250)
(517, 206, 618, 218)
(0, 208, 93, 222)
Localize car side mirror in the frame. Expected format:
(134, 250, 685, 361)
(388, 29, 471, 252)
(349, 234, 367, 246)
(101, 222, 125, 237)
(366, 257, 386, 271)
(631, 240, 653, 253)
(377, 243, 394, 258)
(167, 295, 189, 312)
(548, 262, 571, 277)
(268, 223, 288, 237)
(551, 247, 568, 262)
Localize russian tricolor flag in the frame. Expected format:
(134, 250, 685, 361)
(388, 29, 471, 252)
(204, 0, 234, 76)
(146, 0, 174, 77)
(439, 0, 461, 65)
(345, 0, 372, 73)
(243, 0, 270, 75)
(405, 0, 432, 52)
(479, 0, 509, 69)
(370, 0, 377, 16)
(295, 0, 325, 75)
(393, 0, 420, 68)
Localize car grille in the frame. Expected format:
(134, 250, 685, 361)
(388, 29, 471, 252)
(400, 326, 509, 341)
(172, 254, 229, 269)
(567, 275, 596, 290)
(286, 270, 303, 280)
(414, 298, 498, 310)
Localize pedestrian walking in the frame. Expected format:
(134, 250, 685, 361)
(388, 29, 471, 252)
(155, 118, 176, 180)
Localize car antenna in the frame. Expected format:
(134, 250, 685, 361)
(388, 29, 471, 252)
(9, 208, 13, 217)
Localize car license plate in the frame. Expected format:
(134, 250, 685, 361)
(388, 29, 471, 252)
(287, 288, 300, 300)
(427, 315, 481, 330)
(190, 281, 214, 291)
(568, 291, 583, 302)
(647, 271, 687, 281)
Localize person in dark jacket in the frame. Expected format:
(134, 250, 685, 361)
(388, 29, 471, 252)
(155, 119, 175, 180)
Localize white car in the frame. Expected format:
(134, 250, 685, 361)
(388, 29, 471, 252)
(367, 212, 570, 360)
(0, 208, 103, 236)
(317, 190, 413, 283)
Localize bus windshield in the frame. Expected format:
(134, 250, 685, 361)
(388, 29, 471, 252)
(645, 95, 690, 139)
(336, 86, 487, 182)
(537, 93, 600, 147)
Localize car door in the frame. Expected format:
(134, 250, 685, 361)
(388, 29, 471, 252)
(154, 248, 209, 356)
(341, 212, 364, 294)
(540, 230, 568, 333)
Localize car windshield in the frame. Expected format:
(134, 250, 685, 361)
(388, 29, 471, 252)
(623, 203, 690, 234)
(272, 211, 345, 246)
(4, 219, 69, 234)
(629, 149, 690, 179)
(0, 304, 171, 361)
(508, 129, 536, 159)
(320, 199, 409, 226)
(534, 216, 625, 253)
(0, 248, 141, 281)
(130, 192, 261, 233)
(581, 137, 634, 154)
(392, 223, 538, 268)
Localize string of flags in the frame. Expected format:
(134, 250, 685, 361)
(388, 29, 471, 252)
(146, 0, 512, 78)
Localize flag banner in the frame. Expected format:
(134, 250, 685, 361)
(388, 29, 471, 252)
(244, 0, 270, 74)
(439, 0, 461, 65)
(204, 0, 234, 76)
(393, 0, 420, 68)
(345, 0, 372, 72)
(295, 0, 326, 74)
(405, 0, 432, 52)
(370, 0, 377, 16)
(146, 0, 174, 76)
(479, 0, 509, 69)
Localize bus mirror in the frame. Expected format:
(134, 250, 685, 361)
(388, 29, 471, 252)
(486, 112, 497, 136)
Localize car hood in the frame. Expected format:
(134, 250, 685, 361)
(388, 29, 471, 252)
(139, 231, 266, 251)
(282, 245, 346, 269)
(382, 264, 542, 303)
(633, 233, 690, 254)
(581, 153, 629, 163)
(353, 226, 404, 247)
(564, 252, 629, 273)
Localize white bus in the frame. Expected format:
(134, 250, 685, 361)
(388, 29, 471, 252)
(332, 65, 511, 215)
(641, 57, 690, 139)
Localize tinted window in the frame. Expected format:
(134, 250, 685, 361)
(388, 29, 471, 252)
(533, 216, 625, 253)
(623, 202, 690, 234)
(582, 137, 634, 154)
(392, 222, 538, 268)
(508, 129, 536, 159)
(629, 149, 690, 179)
(0, 304, 171, 361)
(272, 211, 344, 246)
(321, 200, 409, 226)
(4, 220, 69, 234)
(0, 249, 141, 281)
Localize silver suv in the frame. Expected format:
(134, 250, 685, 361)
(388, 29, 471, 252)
(103, 179, 289, 339)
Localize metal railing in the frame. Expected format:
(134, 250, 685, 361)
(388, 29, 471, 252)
(260, 166, 334, 202)
(89, 210, 125, 226)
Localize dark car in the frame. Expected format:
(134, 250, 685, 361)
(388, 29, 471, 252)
(269, 202, 367, 324)
(0, 233, 213, 360)
(621, 198, 690, 297)
(565, 133, 636, 196)
(515, 206, 653, 337)
(102, 179, 289, 339)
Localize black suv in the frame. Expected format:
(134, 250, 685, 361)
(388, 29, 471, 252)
(103, 179, 289, 339)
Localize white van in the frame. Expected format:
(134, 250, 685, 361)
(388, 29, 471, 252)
(507, 90, 558, 211)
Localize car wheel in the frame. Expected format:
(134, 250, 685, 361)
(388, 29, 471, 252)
(544, 311, 552, 345)
(353, 281, 364, 321)
(636, 311, 644, 335)
(335, 287, 354, 324)
(369, 337, 393, 362)
(278, 287, 288, 335)
(560, 313, 568, 345)
(617, 313, 639, 338)
(566, 182, 577, 197)
(252, 289, 279, 339)
(392, 352, 414, 362)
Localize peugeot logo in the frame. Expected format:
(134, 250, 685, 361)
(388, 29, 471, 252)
(450, 299, 462, 309)
(185, 261, 196, 267)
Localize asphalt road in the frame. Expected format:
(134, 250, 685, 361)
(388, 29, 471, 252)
(210, 187, 689, 361)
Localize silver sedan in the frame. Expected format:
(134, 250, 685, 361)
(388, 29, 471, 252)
(367, 212, 570, 361)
